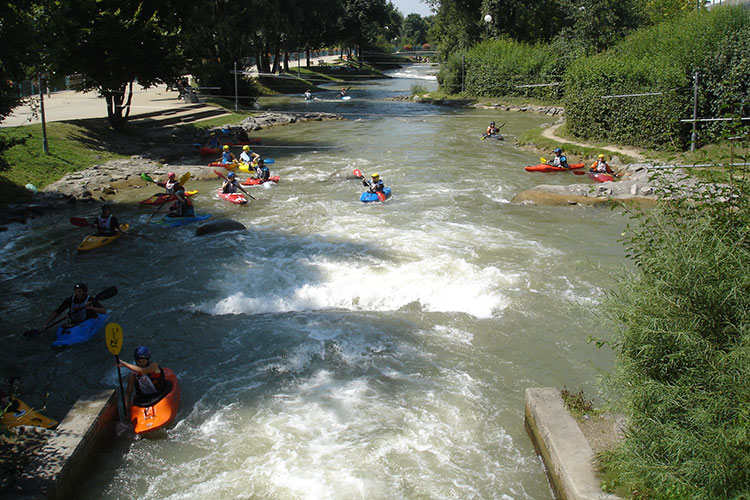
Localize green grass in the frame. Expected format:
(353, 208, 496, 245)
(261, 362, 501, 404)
(517, 123, 641, 164)
(0, 121, 129, 202)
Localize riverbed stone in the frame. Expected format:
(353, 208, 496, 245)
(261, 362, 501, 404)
(195, 218, 247, 236)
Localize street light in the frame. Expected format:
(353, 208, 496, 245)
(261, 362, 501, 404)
(484, 14, 492, 39)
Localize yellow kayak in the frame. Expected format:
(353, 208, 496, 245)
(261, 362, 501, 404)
(2, 397, 58, 429)
(76, 223, 129, 252)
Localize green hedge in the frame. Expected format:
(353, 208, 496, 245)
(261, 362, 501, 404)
(564, 7, 750, 149)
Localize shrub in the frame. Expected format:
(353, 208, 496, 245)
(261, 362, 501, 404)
(600, 171, 750, 500)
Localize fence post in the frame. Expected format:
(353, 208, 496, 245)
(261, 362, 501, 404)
(691, 71, 699, 153)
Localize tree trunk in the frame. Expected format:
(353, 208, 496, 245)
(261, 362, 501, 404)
(306, 48, 310, 68)
(283, 52, 289, 72)
(104, 86, 127, 129)
(271, 32, 282, 74)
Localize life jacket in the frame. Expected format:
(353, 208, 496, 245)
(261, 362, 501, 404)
(135, 367, 166, 395)
(69, 294, 90, 324)
(223, 179, 239, 193)
(96, 215, 112, 232)
(164, 180, 177, 194)
(222, 151, 233, 163)
(594, 160, 610, 173)
(258, 166, 270, 180)
(240, 151, 252, 163)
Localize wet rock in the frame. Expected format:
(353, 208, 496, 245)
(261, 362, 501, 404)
(195, 218, 246, 236)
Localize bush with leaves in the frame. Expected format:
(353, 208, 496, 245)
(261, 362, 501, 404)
(600, 166, 750, 499)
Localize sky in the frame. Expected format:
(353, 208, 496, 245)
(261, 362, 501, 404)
(390, 0, 434, 17)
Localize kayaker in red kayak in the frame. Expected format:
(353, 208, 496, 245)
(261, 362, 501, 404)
(548, 148, 569, 169)
(205, 133, 219, 149)
(249, 158, 271, 182)
(41, 283, 106, 331)
(589, 154, 614, 174)
(91, 204, 122, 236)
(217, 144, 237, 164)
(221, 172, 240, 193)
(155, 172, 181, 196)
(118, 346, 166, 413)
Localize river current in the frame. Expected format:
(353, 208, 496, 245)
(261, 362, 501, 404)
(1, 64, 627, 499)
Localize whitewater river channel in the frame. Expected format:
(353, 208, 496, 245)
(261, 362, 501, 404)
(1, 64, 629, 499)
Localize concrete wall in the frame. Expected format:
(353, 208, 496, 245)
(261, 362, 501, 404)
(525, 388, 621, 500)
(10, 390, 118, 500)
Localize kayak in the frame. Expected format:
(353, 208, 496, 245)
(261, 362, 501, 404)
(154, 213, 212, 227)
(217, 189, 248, 204)
(52, 312, 110, 347)
(360, 187, 392, 203)
(483, 134, 503, 141)
(524, 162, 585, 172)
(588, 171, 615, 183)
(138, 191, 198, 205)
(76, 224, 129, 252)
(208, 161, 238, 169)
(339, 96, 352, 100)
(241, 176, 280, 186)
(2, 397, 58, 429)
(130, 367, 180, 434)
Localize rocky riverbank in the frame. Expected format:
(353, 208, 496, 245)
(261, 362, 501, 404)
(0, 112, 343, 229)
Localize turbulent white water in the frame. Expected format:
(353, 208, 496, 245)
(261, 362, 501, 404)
(1, 65, 627, 500)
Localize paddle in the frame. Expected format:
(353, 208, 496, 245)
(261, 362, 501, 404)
(352, 169, 385, 201)
(140, 172, 190, 186)
(214, 169, 255, 200)
(105, 322, 128, 419)
(22, 286, 118, 339)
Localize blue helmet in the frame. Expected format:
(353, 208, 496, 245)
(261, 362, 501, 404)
(227, 172, 236, 178)
(134, 346, 151, 360)
(554, 148, 562, 153)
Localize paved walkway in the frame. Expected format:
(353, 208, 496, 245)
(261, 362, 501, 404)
(1, 84, 196, 128)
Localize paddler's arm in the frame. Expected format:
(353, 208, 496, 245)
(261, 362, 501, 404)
(41, 299, 70, 330)
(118, 359, 160, 375)
(86, 299, 106, 315)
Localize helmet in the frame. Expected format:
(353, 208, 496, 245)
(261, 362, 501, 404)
(134, 346, 151, 360)
(371, 173, 379, 178)
(341, 88, 346, 91)
(227, 172, 236, 178)
(102, 203, 111, 211)
(242, 145, 250, 151)
(73, 283, 88, 292)
(167, 172, 176, 179)
(490, 121, 495, 126)
(223, 145, 230, 150)
(554, 148, 562, 154)
(598, 154, 605, 159)
(258, 158, 264, 164)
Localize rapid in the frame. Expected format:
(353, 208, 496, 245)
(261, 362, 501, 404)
(1, 63, 628, 499)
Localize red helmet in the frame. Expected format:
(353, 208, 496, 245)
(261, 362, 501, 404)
(168, 172, 176, 179)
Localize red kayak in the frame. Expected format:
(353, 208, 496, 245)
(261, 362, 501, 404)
(208, 161, 238, 169)
(217, 189, 248, 204)
(524, 162, 585, 172)
(241, 176, 280, 186)
(130, 367, 180, 434)
(138, 190, 198, 205)
(587, 171, 615, 183)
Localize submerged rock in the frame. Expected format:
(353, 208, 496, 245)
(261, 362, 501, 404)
(195, 218, 246, 236)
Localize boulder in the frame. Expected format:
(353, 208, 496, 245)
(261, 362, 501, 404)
(195, 218, 246, 236)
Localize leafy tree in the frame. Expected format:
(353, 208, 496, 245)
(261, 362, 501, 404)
(427, 0, 483, 56)
(403, 13, 430, 46)
(340, 0, 391, 65)
(644, 0, 704, 24)
(0, 0, 40, 122)
(42, 0, 184, 129)
(552, 0, 645, 55)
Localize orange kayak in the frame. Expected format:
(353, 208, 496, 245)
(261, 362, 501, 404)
(524, 162, 585, 172)
(130, 367, 181, 434)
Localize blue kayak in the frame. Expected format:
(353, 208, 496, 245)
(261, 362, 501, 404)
(360, 187, 391, 203)
(154, 213, 211, 227)
(52, 313, 110, 347)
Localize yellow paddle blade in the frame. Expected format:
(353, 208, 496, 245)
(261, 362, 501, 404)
(105, 322, 123, 356)
(540, 157, 547, 163)
(179, 172, 191, 185)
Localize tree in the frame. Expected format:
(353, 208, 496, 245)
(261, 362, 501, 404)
(43, 0, 184, 129)
(403, 13, 430, 46)
(0, 0, 40, 123)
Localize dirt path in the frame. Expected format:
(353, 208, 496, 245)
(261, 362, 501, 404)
(542, 122, 648, 161)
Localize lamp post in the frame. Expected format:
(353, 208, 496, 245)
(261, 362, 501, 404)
(484, 14, 492, 39)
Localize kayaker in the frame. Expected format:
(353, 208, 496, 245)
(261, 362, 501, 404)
(363, 173, 385, 193)
(485, 121, 501, 137)
(155, 172, 181, 195)
(304, 89, 313, 100)
(253, 158, 271, 182)
(205, 133, 219, 149)
(240, 145, 259, 165)
(91, 204, 121, 236)
(118, 346, 166, 413)
(337, 87, 348, 99)
(217, 145, 237, 164)
(549, 148, 569, 169)
(41, 283, 106, 330)
(221, 172, 240, 193)
(169, 185, 194, 216)
(590, 154, 614, 174)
